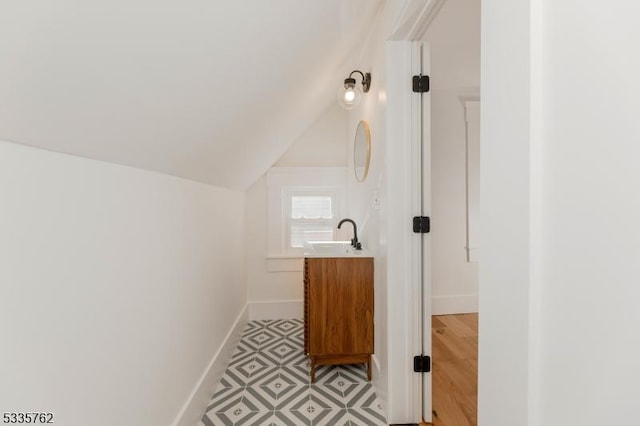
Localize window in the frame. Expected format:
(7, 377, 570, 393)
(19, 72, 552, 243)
(286, 193, 336, 251)
(267, 167, 348, 262)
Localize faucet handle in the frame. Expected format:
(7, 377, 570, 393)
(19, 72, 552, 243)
(355, 242, 362, 250)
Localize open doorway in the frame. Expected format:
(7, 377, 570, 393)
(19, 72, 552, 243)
(431, 314, 478, 425)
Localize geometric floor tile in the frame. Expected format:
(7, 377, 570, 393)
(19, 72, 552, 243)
(249, 332, 280, 349)
(279, 365, 313, 385)
(313, 408, 351, 426)
(324, 378, 354, 400)
(336, 364, 369, 382)
(283, 350, 309, 368)
(232, 338, 260, 354)
(319, 371, 353, 394)
(265, 319, 303, 336)
(228, 349, 255, 367)
(200, 411, 231, 426)
(243, 410, 304, 426)
(273, 386, 308, 410)
(246, 366, 280, 386)
(310, 384, 347, 409)
(201, 319, 387, 425)
(219, 363, 256, 388)
(314, 365, 342, 385)
(240, 386, 275, 411)
(211, 398, 263, 425)
(348, 407, 387, 425)
(286, 334, 305, 353)
(274, 385, 310, 412)
(259, 374, 298, 399)
(206, 386, 244, 413)
(343, 383, 379, 408)
(253, 350, 281, 367)
(265, 340, 300, 364)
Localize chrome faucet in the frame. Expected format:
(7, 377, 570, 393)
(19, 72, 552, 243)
(337, 218, 361, 250)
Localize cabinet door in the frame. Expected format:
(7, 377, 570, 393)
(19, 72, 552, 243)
(307, 257, 373, 355)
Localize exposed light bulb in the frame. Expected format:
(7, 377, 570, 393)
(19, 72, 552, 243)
(344, 89, 356, 102)
(338, 80, 362, 109)
(337, 71, 371, 109)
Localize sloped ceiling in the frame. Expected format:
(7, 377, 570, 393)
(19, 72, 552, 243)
(0, 0, 383, 189)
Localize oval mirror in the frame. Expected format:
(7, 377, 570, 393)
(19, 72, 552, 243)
(354, 120, 371, 182)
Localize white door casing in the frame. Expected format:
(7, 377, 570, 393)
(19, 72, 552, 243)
(385, 1, 442, 423)
(413, 42, 433, 424)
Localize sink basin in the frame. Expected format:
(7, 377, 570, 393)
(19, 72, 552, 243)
(304, 241, 354, 256)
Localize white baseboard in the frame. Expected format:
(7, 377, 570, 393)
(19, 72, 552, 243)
(371, 354, 382, 387)
(371, 354, 388, 420)
(248, 300, 303, 320)
(432, 294, 478, 315)
(172, 304, 248, 426)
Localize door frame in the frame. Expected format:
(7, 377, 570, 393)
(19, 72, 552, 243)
(385, 0, 443, 423)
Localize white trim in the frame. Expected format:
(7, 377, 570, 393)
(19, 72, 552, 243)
(432, 294, 478, 315)
(248, 300, 303, 321)
(385, 40, 422, 424)
(371, 354, 386, 417)
(172, 305, 248, 426)
(466, 246, 480, 262)
(415, 42, 434, 424)
(386, 3, 445, 423)
(372, 354, 382, 380)
(389, 0, 446, 41)
(457, 87, 481, 106)
(463, 99, 481, 264)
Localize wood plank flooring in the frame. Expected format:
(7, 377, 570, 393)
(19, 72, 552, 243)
(428, 313, 478, 426)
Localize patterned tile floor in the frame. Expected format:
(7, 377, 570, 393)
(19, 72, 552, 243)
(200, 319, 387, 426)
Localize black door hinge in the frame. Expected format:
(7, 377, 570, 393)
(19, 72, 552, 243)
(414, 355, 431, 373)
(413, 216, 430, 233)
(412, 75, 430, 93)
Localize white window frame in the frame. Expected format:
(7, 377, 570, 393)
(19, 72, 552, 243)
(267, 167, 348, 261)
(284, 188, 339, 256)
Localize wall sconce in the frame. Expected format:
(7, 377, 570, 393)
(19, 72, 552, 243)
(338, 70, 371, 109)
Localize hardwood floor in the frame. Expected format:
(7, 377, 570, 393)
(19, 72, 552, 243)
(429, 313, 478, 426)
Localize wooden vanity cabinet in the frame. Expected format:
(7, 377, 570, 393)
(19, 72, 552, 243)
(303, 256, 374, 383)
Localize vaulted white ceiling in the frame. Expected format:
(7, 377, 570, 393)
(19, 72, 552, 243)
(0, 0, 383, 189)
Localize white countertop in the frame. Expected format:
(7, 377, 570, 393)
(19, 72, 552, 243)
(303, 249, 373, 258)
(302, 241, 373, 258)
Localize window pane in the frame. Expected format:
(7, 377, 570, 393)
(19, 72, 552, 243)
(291, 195, 332, 219)
(290, 223, 334, 248)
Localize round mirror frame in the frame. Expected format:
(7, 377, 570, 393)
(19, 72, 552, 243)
(354, 120, 371, 183)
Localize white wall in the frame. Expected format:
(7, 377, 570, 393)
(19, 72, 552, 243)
(479, 0, 535, 424)
(425, 0, 481, 314)
(0, 141, 246, 426)
(536, 1, 640, 424)
(246, 176, 301, 304)
(480, 1, 640, 425)
(345, 16, 389, 407)
(275, 104, 348, 167)
(245, 104, 348, 316)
